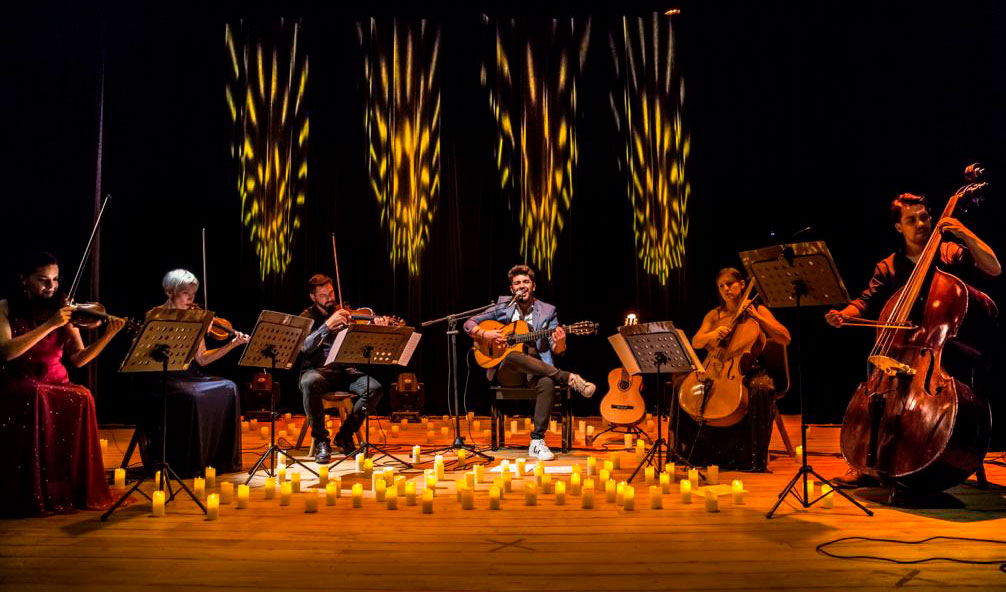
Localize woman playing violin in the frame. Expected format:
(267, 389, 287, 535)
(675, 267, 790, 472)
(0, 251, 125, 516)
(137, 269, 249, 478)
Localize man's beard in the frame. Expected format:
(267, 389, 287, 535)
(319, 301, 336, 315)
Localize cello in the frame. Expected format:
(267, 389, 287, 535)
(840, 166, 994, 492)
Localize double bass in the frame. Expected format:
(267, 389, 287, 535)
(840, 166, 994, 492)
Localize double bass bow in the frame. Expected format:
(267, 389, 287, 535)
(839, 165, 993, 492)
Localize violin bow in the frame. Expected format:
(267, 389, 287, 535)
(202, 227, 210, 309)
(66, 194, 111, 304)
(331, 232, 345, 309)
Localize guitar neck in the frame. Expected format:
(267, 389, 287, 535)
(510, 324, 571, 344)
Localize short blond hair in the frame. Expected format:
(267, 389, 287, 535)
(162, 269, 199, 295)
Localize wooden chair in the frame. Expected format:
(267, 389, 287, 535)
(490, 385, 572, 452)
(293, 392, 364, 455)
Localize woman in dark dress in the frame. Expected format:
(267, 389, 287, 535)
(139, 269, 249, 478)
(673, 267, 791, 472)
(0, 251, 125, 517)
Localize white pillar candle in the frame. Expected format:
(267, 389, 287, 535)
(259, 426, 269, 439)
(219, 482, 233, 504)
(688, 468, 699, 489)
(264, 477, 276, 500)
(665, 462, 676, 480)
(291, 472, 301, 493)
(472, 420, 481, 432)
(707, 465, 719, 486)
(237, 484, 250, 509)
(154, 470, 161, 490)
(355, 453, 364, 473)
(578, 419, 586, 434)
(616, 481, 625, 506)
(474, 464, 485, 483)
(152, 490, 165, 517)
(570, 472, 582, 496)
(636, 440, 645, 458)
(465, 472, 476, 489)
(405, 482, 417, 506)
(524, 417, 531, 430)
(732, 480, 745, 505)
(422, 488, 434, 513)
(623, 485, 635, 511)
(510, 420, 518, 435)
(492, 477, 505, 499)
(114, 468, 126, 489)
(375, 479, 387, 502)
(193, 477, 206, 500)
(587, 456, 597, 476)
(555, 481, 566, 505)
(549, 419, 558, 433)
(624, 433, 633, 449)
(457, 448, 467, 463)
(304, 493, 318, 513)
(395, 476, 407, 496)
(205, 494, 219, 520)
(425, 473, 437, 494)
(649, 485, 662, 509)
(332, 476, 342, 496)
(795, 445, 804, 464)
(426, 430, 435, 443)
(586, 425, 595, 439)
(392, 425, 400, 436)
(502, 470, 512, 492)
(821, 483, 834, 508)
(455, 482, 467, 503)
(599, 469, 611, 484)
(352, 483, 363, 507)
(363, 458, 374, 475)
(582, 481, 595, 508)
(280, 482, 292, 506)
(609, 452, 620, 470)
(326, 482, 338, 506)
(319, 466, 328, 487)
(100, 438, 108, 459)
(383, 467, 395, 486)
(276, 454, 286, 469)
(387, 490, 398, 510)
(524, 484, 537, 506)
(659, 471, 672, 494)
(704, 488, 719, 512)
(489, 485, 501, 510)
(435, 460, 445, 482)
(542, 473, 553, 494)
(440, 426, 449, 437)
(572, 463, 582, 476)
(412, 445, 421, 464)
(461, 488, 474, 510)
(516, 458, 526, 475)
(605, 480, 617, 503)
(277, 467, 286, 484)
(680, 479, 692, 503)
(644, 466, 655, 485)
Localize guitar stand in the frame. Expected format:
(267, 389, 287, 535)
(628, 357, 702, 483)
(589, 423, 652, 448)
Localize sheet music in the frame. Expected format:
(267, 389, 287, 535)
(396, 332, 422, 366)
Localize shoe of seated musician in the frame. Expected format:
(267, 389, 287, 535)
(830, 467, 879, 489)
(314, 439, 332, 464)
(568, 373, 596, 398)
(334, 433, 356, 456)
(528, 439, 556, 461)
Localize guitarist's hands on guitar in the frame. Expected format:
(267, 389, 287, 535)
(480, 328, 506, 345)
(552, 325, 567, 354)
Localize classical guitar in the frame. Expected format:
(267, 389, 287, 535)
(599, 315, 645, 426)
(472, 319, 599, 369)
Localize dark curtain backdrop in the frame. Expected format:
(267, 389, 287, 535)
(3, 1, 1004, 447)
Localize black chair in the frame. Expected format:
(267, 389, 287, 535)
(490, 385, 572, 452)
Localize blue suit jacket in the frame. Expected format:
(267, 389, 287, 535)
(465, 296, 560, 368)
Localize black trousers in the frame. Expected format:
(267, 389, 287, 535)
(494, 352, 569, 440)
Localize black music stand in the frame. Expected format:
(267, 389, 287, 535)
(327, 324, 421, 470)
(740, 241, 873, 518)
(102, 307, 213, 520)
(239, 311, 315, 484)
(609, 321, 697, 483)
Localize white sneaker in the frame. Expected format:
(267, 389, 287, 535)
(569, 373, 596, 398)
(528, 439, 555, 461)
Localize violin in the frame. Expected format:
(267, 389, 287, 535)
(335, 303, 405, 327)
(189, 303, 244, 341)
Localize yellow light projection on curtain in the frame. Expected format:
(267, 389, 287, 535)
(610, 13, 689, 284)
(225, 20, 308, 279)
(482, 18, 591, 279)
(361, 19, 441, 276)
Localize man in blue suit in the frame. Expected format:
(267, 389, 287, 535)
(464, 264, 595, 461)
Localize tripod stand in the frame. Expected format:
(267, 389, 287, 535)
(738, 241, 873, 518)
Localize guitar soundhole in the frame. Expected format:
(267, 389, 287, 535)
(618, 381, 629, 390)
(612, 405, 635, 410)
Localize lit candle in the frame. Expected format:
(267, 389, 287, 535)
(280, 482, 292, 506)
(609, 452, 620, 470)
(457, 448, 467, 463)
(193, 477, 206, 500)
(586, 425, 595, 439)
(392, 425, 400, 436)
(623, 485, 635, 511)
(383, 467, 395, 486)
(387, 490, 399, 510)
(405, 482, 417, 506)
(319, 465, 328, 487)
(636, 440, 646, 458)
(395, 475, 407, 496)
(599, 469, 611, 484)
(555, 480, 566, 505)
(795, 445, 804, 464)
(291, 472, 301, 493)
(489, 485, 501, 510)
(304, 493, 318, 513)
(707, 465, 719, 486)
(425, 472, 437, 494)
(355, 453, 364, 473)
(363, 458, 374, 475)
(524, 417, 531, 430)
(474, 464, 485, 483)
(821, 483, 834, 509)
(277, 467, 286, 484)
(533, 463, 545, 485)
(656, 471, 669, 494)
(582, 480, 595, 508)
(542, 473, 553, 494)
(680, 479, 692, 503)
(99, 438, 108, 459)
(264, 477, 276, 500)
(440, 426, 449, 437)
(326, 482, 338, 506)
(435, 459, 445, 482)
(579, 419, 586, 434)
(325, 420, 332, 430)
(352, 483, 363, 508)
(645, 466, 655, 485)
(259, 426, 269, 439)
(426, 430, 435, 444)
(587, 456, 597, 476)
(570, 472, 582, 496)
(375, 479, 387, 502)
(649, 485, 662, 509)
(206, 494, 220, 520)
(805, 478, 815, 498)
(219, 481, 233, 504)
(616, 481, 625, 506)
(524, 484, 538, 506)
(332, 476, 341, 497)
(412, 445, 421, 464)
(461, 488, 474, 510)
(422, 488, 434, 513)
(237, 484, 250, 509)
(624, 433, 633, 449)
(605, 480, 617, 503)
(502, 470, 513, 492)
(152, 490, 165, 516)
(114, 468, 126, 489)
(510, 420, 518, 435)
(732, 479, 745, 505)
(456, 481, 467, 503)
(492, 477, 505, 499)
(549, 419, 558, 433)
(516, 458, 526, 475)
(704, 488, 719, 512)
(688, 468, 699, 489)
(665, 462, 676, 480)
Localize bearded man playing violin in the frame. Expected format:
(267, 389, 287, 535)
(825, 193, 1000, 487)
(299, 274, 390, 463)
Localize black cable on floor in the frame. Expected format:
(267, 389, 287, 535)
(816, 535, 1006, 574)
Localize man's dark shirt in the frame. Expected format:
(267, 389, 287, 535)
(299, 306, 345, 373)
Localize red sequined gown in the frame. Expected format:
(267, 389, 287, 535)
(0, 299, 113, 517)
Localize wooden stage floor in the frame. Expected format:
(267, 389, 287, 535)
(3, 414, 1006, 591)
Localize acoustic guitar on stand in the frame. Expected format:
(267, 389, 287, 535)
(599, 314, 646, 426)
(472, 319, 598, 369)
